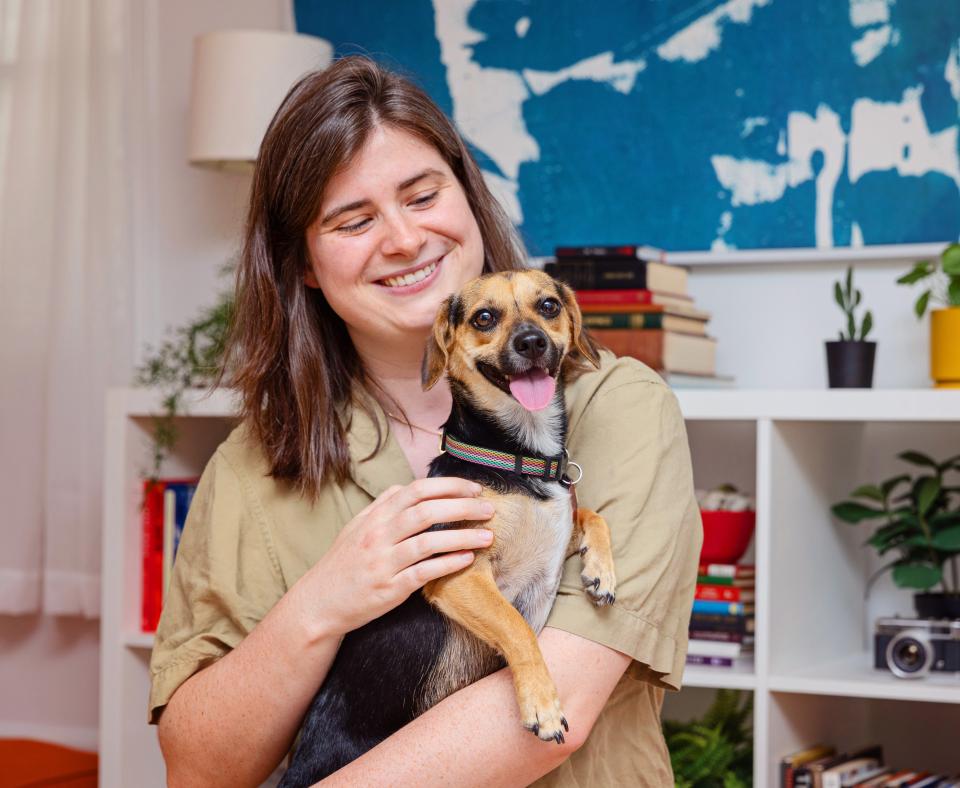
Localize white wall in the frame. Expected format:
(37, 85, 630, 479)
(0, 0, 291, 751)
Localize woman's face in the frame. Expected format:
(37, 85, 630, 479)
(304, 125, 485, 350)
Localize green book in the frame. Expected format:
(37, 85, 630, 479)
(697, 575, 754, 586)
(582, 312, 664, 329)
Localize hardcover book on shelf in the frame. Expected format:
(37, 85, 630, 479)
(658, 370, 737, 389)
(692, 599, 754, 615)
(544, 257, 688, 296)
(697, 574, 755, 586)
(821, 749, 884, 788)
(554, 243, 666, 261)
(687, 638, 751, 659)
(781, 746, 836, 788)
(591, 328, 717, 376)
(686, 654, 737, 667)
(695, 584, 755, 603)
(161, 480, 198, 601)
(582, 307, 707, 335)
(689, 612, 755, 634)
(698, 562, 755, 578)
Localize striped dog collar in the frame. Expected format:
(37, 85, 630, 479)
(439, 428, 582, 486)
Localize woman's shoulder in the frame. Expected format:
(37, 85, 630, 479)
(215, 420, 273, 482)
(565, 349, 670, 414)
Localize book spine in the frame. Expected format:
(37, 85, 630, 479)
(141, 480, 166, 633)
(692, 599, 750, 615)
(697, 562, 755, 577)
(690, 612, 755, 632)
(590, 329, 664, 368)
(687, 629, 752, 643)
(695, 585, 752, 602)
(545, 259, 650, 290)
(582, 311, 664, 329)
(555, 244, 665, 261)
(685, 654, 733, 667)
(574, 288, 655, 305)
(697, 574, 749, 586)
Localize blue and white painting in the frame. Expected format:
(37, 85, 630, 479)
(295, 0, 960, 254)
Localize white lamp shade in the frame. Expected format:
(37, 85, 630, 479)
(188, 30, 334, 170)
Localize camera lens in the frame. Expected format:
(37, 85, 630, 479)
(886, 630, 933, 678)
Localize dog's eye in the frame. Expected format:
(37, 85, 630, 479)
(471, 309, 497, 330)
(539, 298, 561, 318)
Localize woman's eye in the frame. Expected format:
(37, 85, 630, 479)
(337, 217, 371, 233)
(410, 191, 438, 207)
(539, 299, 561, 317)
(471, 310, 496, 330)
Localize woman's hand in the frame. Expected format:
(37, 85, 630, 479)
(296, 477, 494, 639)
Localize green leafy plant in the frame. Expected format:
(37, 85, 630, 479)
(831, 450, 960, 594)
(833, 265, 873, 341)
(662, 689, 753, 788)
(897, 242, 960, 318)
(134, 268, 234, 480)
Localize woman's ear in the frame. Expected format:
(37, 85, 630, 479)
(421, 295, 460, 390)
(557, 280, 601, 368)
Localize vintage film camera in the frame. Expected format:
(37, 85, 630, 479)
(874, 616, 960, 679)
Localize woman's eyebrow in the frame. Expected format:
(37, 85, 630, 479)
(321, 168, 445, 224)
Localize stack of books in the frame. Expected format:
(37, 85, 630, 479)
(687, 561, 755, 668)
(141, 477, 198, 632)
(781, 743, 958, 787)
(544, 244, 726, 382)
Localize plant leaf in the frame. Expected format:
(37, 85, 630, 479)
(881, 475, 911, 498)
(917, 476, 941, 516)
(834, 281, 845, 310)
(846, 266, 853, 299)
(915, 289, 931, 318)
(897, 260, 933, 284)
(899, 450, 939, 469)
(860, 310, 873, 340)
(932, 525, 960, 551)
(949, 278, 960, 307)
(832, 501, 886, 522)
(847, 312, 856, 342)
(892, 562, 942, 589)
(942, 243, 960, 276)
(851, 484, 884, 501)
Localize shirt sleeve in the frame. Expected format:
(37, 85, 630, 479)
(147, 447, 286, 723)
(545, 369, 703, 691)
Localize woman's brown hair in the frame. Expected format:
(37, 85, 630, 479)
(220, 55, 527, 498)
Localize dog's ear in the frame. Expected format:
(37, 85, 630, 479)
(421, 294, 462, 390)
(555, 280, 601, 368)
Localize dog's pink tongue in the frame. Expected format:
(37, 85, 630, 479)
(508, 369, 556, 411)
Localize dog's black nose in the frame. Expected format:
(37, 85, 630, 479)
(513, 328, 548, 359)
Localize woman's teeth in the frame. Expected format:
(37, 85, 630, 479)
(382, 259, 438, 288)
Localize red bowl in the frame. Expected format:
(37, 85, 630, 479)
(699, 509, 756, 565)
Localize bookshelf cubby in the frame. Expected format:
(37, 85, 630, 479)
(101, 387, 960, 787)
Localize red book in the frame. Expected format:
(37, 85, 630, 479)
(577, 288, 661, 305)
(695, 584, 755, 603)
(141, 480, 166, 633)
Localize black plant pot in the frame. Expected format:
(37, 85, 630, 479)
(825, 340, 876, 388)
(914, 592, 960, 619)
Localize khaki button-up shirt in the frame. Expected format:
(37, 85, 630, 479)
(149, 351, 702, 786)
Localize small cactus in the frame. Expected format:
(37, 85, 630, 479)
(834, 266, 873, 341)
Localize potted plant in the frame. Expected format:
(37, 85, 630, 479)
(697, 483, 756, 565)
(831, 449, 960, 619)
(826, 266, 875, 388)
(897, 242, 960, 388)
(662, 689, 753, 788)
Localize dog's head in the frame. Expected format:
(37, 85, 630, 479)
(421, 269, 601, 411)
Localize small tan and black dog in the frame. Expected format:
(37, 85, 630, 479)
(280, 270, 617, 787)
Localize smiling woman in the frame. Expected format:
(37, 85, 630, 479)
(148, 54, 701, 788)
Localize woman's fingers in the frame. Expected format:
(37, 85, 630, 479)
(395, 550, 476, 595)
(394, 527, 493, 572)
(377, 477, 483, 522)
(392, 496, 495, 542)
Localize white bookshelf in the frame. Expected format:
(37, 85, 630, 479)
(100, 387, 960, 787)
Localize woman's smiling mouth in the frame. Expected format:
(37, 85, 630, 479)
(377, 254, 445, 293)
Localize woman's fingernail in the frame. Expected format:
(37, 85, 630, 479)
(480, 502, 495, 515)
(480, 529, 494, 543)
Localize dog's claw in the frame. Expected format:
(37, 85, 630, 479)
(561, 717, 569, 732)
(554, 731, 564, 745)
(579, 545, 588, 556)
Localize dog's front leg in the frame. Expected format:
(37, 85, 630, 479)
(423, 562, 569, 744)
(571, 508, 617, 606)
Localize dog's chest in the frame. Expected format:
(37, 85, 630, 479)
(489, 487, 573, 632)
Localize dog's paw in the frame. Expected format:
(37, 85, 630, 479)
(580, 553, 616, 606)
(521, 697, 569, 745)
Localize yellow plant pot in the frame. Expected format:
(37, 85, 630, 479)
(931, 307, 960, 388)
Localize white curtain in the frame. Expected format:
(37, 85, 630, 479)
(0, 0, 132, 616)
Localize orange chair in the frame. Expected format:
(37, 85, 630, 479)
(0, 738, 97, 788)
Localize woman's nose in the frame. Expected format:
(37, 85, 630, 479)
(379, 209, 426, 258)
